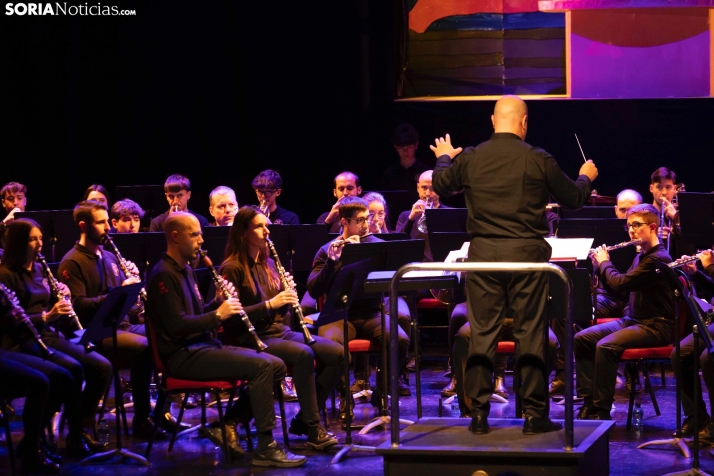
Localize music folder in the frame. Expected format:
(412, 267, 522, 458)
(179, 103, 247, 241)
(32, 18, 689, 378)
(78, 283, 144, 345)
(545, 237, 594, 261)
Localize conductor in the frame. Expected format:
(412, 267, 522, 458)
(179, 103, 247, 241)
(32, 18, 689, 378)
(431, 95, 598, 435)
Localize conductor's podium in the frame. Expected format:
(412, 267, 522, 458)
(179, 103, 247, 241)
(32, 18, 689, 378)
(377, 417, 615, 476)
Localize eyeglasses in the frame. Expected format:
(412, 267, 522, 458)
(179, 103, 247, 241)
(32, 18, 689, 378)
(624, 222, 648, 232)
(255, 189, 277, 197)
(346, 217, 369, 225)
(368, 212, 386, 220)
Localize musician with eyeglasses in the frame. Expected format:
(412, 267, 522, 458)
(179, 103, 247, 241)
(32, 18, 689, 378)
(149, 174, 210, 232)
(207, 186, 239, 227)
(673, 249, 714, 442)
(0, 218, 114, 457)
(575, 203, 674, 421)
(252, 170, 299, 225)
(308, 196, 411, 418)
(218, 206, 342, 450)
(316, 171, 362, 233)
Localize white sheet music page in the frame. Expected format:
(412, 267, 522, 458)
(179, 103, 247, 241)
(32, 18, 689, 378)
(545, 237, 594, 261)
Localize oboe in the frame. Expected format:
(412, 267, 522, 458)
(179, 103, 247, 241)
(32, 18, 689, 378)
(0, 284, 53, 358)
(667, 249, 713, 269)
(104, 236, 148, 303)
(266, 238, 315, 346)
(37, 254, 94, 352)
(198, 249, 268, 352)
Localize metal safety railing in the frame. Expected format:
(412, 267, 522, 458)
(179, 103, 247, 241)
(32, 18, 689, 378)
(388, 262, 575, 450)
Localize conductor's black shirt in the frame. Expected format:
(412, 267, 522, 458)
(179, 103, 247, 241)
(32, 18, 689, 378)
(432, 133, 592, 240)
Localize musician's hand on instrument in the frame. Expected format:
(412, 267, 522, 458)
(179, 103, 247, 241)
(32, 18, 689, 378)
(217, 297, 243, 320)
(429, 133, 462, 159)
(215, 279, 236, 303)
(46, 300, 72, 321)
(593, 245, 609, 264)
(661, 226, 671, 240)
(122, 275, 141, 286)
(681, 257, 698, 276)
(269, 290, 299, 308)
(125, 260, 140, 277)
(700, 249, 712, 268)
(284, 272, 296, 290)
(579, 160, 598, 182)
(2, 207, 21, 224)
(661, 198, 677, 220)
(328, 239, 345, 261)
(56, 282, 71, 298)
(408, 200, 427, 221)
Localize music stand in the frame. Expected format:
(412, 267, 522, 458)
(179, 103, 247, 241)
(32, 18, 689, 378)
(16, 210, 76, 263)
(424, 208, 468, 233)
(429, 232, 470, 262)
(78, 283, 149, 466)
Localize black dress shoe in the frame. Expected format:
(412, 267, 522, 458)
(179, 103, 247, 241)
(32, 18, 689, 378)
(698, 419, 714, 443)
(307, 422, 339, 450)
(288, 415, 334, 437)
(548, 378, 565, 397)
(65, 436, 91, 458)
(79, 431, 109, 452)
(252, 441, 307, 467)
(132, 416, 167, 440)
(468, 415, 490, 434)
(576, 405, 594, 420)
(680, 416, 711, 438)
(20, 450, 60, 474)
(523, 416, 563, 435)
(156, 412, 191, 433)
(441, 376, 457, 398)
(338, 395, 355, 422)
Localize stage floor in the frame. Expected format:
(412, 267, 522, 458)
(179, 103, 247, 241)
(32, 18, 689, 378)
(2, 347, 714, 475)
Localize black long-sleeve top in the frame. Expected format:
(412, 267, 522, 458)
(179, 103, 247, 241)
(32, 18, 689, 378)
(0, 263, 57, 349)
(58, 242, 127, 328)
(690, 263, 714, 300)
(307, 234, 383, 317)
(432, 133, 592, 239)
(219, 256, 289, 339)
(149, 209, 210, 232)
(145, 254, 219, 361)
(599, 244, 674, 320)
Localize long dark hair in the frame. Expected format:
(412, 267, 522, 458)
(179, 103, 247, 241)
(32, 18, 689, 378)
(82, 184, 112, 208)
(223, 206, 279, 295)
(0, 219, 41, 272)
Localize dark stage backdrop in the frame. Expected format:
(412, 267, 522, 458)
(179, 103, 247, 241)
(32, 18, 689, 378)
(2, 1, 713, 225)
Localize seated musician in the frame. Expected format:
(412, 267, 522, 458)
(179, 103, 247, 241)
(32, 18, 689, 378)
(649, 167, 680, 250)
(110, 199, 145, 233)
(381, 122, 430, 203)
(82, 184, 111, 208)
(362, 192, 392, 234)
(207, 186, 238, 227)
(396, 170, 451, 262)
(575, 203, 674, 420)
(673, 249, 714, 441)
(308, 196, 411, 419)
(0, 219, 113, 457)
(149, 174, 210, 232)
(0, 181, 27, 238)
(219, 206, 342, 450)
(316, 171, 362, 233)
(252, 170, 299, 224)
(58, 200, 171, 439)
(146, 212, 306, 467)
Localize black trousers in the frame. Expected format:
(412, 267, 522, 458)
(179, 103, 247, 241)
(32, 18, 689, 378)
(575, 316, 671, 412)
(464, 237, 551, 419)
(166, 339, 286, 434)
(595, 291, 629, 319)
(260, 324, 344, 424)
(673, 322, 714, 418)
(318, 310, 410, 383)
(95, 328, 152, 421)
(0, 350, 74, 448)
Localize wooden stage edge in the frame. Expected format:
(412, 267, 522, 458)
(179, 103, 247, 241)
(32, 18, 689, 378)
(396, 95, 714, 102)
(376, 417, 615, 476)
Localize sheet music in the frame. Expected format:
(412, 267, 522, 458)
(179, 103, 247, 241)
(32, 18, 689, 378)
(444, 242, 470, 263)
(545, 237, 594, 261)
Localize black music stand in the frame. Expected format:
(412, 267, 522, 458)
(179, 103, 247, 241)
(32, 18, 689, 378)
(372, 232, 408, 242)
(108, 232, 167, 279)
(114, 185, 166, 228)
(78, 283, 149, 467)
(200, 226, 231, 264)
(16, 210, 76, 263)
(268, 224, 329, 275)
(560, 206, 617, 219)
(428, 232, 470, 262)
(424, 208, 468, 233)
(315, 260, 378, 463)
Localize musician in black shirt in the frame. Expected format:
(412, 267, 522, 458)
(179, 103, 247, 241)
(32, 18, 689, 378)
(578, 204, 674, 420)
(149, 174, 210, 232)
(316, 171, 362, 233)
(146, 212, 306, 467)
(431, 95, 596, 434)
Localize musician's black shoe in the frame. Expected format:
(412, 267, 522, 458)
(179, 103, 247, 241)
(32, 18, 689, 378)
(349, 379, 371, 394)
(132, 416, 167, 440)
(441, 376, 457, 398)
(20, 450, 60, 474)
(307, 422, 339, 450)
(698, 420, 714, 444)
(79, 431, 108, 452)
(64, 435, 91, 458)
(156, 412, 191, 434)
(679, 416, 711, 437)
(576, 405, 595, 420)
(549, 378, 565, 397)
(252, 441, 307, 467)
(468, 415, 490, 434)
(523, 416, 563, 434)
(289, 414, 335, 437)
(338, 395, 355, 422)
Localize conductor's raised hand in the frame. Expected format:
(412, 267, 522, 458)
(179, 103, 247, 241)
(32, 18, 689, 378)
(217, 297, 243, 320)
(430, 134, 462, 159)
(579, 160, 598, 182)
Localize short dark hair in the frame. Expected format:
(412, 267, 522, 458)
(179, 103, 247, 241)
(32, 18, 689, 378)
(650, 167, 676, 184)
(111, 199, 145, 220)
(164, 174, 191, 193)
(1, 181, 27, 199)
(73, 200, 108, 226)
(392, 123, 419, 146)
(339, 196, 368, 220)
(333, 171, 360, 189)
(252, 169, 282, 190)
(626, 203, 660, 227)
(82, 184, 111, 207)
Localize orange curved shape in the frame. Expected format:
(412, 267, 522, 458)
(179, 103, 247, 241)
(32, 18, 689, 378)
(409, 0, 541, 33)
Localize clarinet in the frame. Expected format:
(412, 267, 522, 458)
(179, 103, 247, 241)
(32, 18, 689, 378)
(667, 249, 714, 269)
(266, 238, 316, 346)
(0, 284, 53, 358)
(104, 236, 148, 303)
(37, 254, 94, 352)
(198, 249, 268, 352)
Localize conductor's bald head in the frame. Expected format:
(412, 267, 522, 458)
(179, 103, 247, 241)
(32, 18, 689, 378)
(164, 212, 204, 266)
(492, 95, 528, 140)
